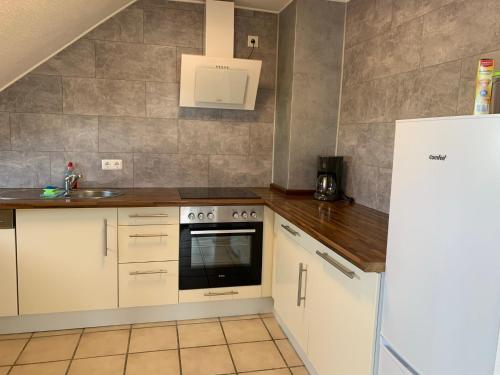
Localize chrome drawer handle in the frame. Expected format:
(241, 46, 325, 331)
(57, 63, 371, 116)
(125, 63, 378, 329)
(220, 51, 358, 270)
(297, 262, 307, 306)
(129, 233, 168, 238)
(129, 214, 169, 218)
(204, 291, 239, 297)
(103, 219, 109, 256)
(281, 224, 300, 237)
(191, 229, 256, 235)
(316, 251, 356, 279)
(129, 269, 168, 276)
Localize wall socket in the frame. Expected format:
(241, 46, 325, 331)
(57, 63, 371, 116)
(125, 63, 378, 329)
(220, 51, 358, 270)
(247, 35, 259, 48)
(102, 159, 123, 170)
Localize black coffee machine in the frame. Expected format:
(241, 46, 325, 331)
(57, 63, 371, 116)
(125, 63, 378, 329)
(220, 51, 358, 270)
(313, 156, 344, 201)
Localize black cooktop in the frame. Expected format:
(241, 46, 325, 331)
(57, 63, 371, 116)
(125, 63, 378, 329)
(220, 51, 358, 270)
(178, 187, 260, 199)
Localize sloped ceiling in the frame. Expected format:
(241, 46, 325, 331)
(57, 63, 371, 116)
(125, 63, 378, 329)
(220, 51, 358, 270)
(0, 0, 136, 91)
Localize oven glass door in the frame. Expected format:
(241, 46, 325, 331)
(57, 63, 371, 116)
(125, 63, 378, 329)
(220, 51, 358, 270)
(179, 222, 263, 290)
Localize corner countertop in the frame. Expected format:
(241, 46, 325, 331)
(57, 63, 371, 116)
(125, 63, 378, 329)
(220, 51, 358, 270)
(0, 187, 388, 272)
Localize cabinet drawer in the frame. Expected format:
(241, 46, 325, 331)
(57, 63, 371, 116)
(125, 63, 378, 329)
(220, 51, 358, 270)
(119, 225, 179, 263)
(274, 215, 315, 257)
(118, 207, 179, 225)
(119, 261, 178, 308)
(179, 286, 262, 303)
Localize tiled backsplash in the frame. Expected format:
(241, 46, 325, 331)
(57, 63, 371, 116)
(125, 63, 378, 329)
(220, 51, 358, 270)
(338, 0, 500, 213)
(0, 0, 277, 189)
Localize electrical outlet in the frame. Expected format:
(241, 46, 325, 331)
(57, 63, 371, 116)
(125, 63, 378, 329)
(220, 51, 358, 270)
(102, 159, 123, 170)
(247, 35, 259, 48)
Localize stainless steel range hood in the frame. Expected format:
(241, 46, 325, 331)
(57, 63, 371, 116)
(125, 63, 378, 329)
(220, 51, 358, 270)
(179, 0, 262, 110)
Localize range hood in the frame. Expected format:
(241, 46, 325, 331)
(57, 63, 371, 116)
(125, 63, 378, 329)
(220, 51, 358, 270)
(179, 0, 262, 110)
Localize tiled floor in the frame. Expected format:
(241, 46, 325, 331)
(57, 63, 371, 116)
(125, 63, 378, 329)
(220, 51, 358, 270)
(0, 313, 310, 375)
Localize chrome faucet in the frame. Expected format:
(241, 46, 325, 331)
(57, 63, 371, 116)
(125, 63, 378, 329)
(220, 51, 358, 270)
(64, 171, 82, 197)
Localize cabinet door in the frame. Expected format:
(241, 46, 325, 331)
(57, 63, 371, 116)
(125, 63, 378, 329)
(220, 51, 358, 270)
(307, 246, 381, 375)
(272, 225, 311, 351)
(0, 229, 18, 317)
(17, 208, 118, 315)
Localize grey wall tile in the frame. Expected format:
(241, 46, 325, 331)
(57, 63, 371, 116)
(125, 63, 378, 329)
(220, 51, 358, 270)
(376, 167, 392, 213)
(211, 122, 249, 155)
(250, 122, 273, 156)
(178, 119, 212, 154)
(33, 39, 96, 77)
(234, 13, 278, 56)
(345, 0, 392, 48)
(135, 0, 204, 12)
(146, 82, 179, 118)
(221, 89, 275, 123)
(456, 79, 475, 116)
(0, 75, 62, 113)
(144, 7, 203, 48)
(392, 0, 454, 27)
(351, 162, 379, 207)
(50, 152, 134, 188)
(355, 123, 395, 169)
(0, 151, 51, 188)
(209, 155, 272, 187)
(98, 116, 177, 153)
(86, 8, 144, 43)
(460, 50, 500, 80)
(178, 107, 221, 121)
(95, 41, 176, 82)
(421, 0, 500, 67)
(133, 153, 208, 187)
(0, 113, 10, 150)
(63, 78, 146, 117)
(11, 113, 98, 152)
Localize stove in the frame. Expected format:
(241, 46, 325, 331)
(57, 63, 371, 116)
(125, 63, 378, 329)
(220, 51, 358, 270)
(178, 187, 259, 199)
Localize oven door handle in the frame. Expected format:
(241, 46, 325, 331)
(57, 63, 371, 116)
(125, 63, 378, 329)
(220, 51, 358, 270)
(190, 229, 256, 235)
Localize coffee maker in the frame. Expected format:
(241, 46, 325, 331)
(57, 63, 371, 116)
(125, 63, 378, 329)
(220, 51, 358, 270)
(314, 156, 344, 201)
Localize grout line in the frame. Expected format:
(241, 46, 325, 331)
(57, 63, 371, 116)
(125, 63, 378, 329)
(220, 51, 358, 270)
(175, 322, 183, 375)
(122, 325, 132, 375)
(219, 319, 238, 374)
(11, 336, 31, 368)
(65, 330, 83, 375)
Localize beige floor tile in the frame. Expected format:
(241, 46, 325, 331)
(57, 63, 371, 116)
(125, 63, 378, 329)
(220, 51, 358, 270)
(222, 319, 271, 344)
(220, 314, 260, 321)
(68, 355, 125, 375)
(241, 369, 291, 375)
(290, 366, 309, 375)
(177, 317, 219, 325)
(230, 341, 286, 373)
(275, 339, 302, 367)
(178, 322, 226, 348)
(10, 360, 69, 375)
(83, 324, 130, 333)
(132, 320, 176, 328)
(17, 334, 79, 364)
(75, 330, 129, 358)
(0, 366, 10, 375)
(32, 328, 83, 338)
(180, 345, 235, 375)
(126, 350, 180, 375)
(262, 317, 286, 340)
(259, 312, 275, 318)
(0, 333, 31, 341)
(0, 339, 28, 366)
(128, 326, 177, 353)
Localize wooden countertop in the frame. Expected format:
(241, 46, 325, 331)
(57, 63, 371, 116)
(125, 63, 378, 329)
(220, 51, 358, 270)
(0, 187, 388, 272)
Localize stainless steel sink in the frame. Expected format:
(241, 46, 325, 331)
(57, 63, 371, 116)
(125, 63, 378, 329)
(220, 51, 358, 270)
(0, 189, 122, 200)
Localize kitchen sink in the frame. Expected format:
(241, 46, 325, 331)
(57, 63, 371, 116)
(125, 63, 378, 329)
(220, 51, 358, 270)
(0, 189, 122, 200)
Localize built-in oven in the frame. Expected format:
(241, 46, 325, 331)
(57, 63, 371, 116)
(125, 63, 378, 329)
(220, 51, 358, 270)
(179, 206, 263, 290)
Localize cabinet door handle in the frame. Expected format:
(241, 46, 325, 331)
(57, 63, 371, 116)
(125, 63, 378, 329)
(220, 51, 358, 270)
(129, 269, 168, 276)
(103, 219, 108, 256)
(129, 233, 168, 238)
(281, 224, 300, 237)
(316, 251, 356, 279)
(129, 214, 169, 218)
(297, 262, 307, 307)
(204, 291, 239, 297)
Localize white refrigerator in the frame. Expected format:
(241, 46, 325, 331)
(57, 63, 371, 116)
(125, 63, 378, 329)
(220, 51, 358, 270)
(378, 115, 500, 375)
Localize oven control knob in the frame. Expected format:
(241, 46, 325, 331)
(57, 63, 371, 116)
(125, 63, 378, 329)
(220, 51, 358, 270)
(198, 213, 204, 220)
(241, 211, 248, 219)
(207, 212, 214, 220)
(232, 212, 239, 219)
(188, 213, 195, 220)
(250, 211, 257, 218)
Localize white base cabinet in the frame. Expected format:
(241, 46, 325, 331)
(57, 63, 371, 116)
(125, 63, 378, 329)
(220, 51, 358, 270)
(17, 208, 118, 315)
(0, 228, 18, 317)
(273, 214, 382, 375)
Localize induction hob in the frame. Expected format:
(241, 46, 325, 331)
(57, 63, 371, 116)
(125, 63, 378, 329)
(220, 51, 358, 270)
(178, 187, 260, 199)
